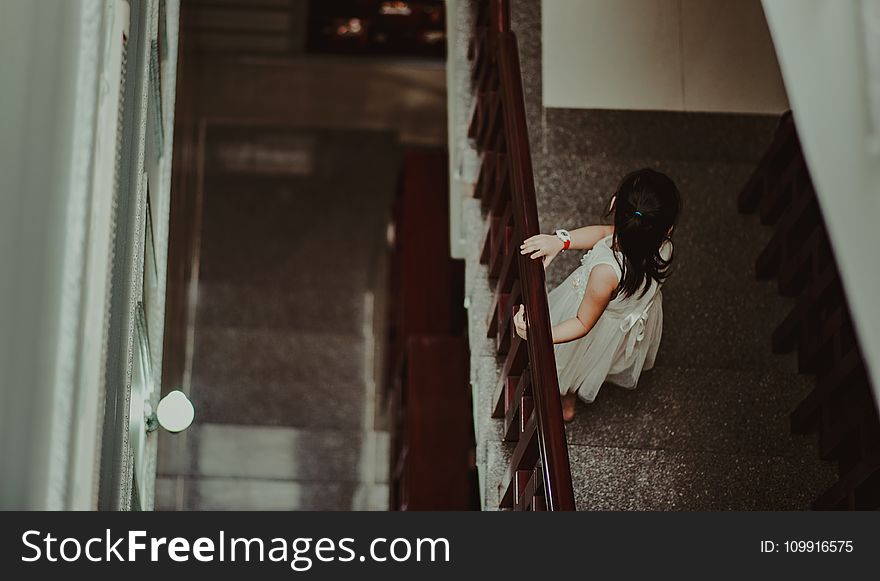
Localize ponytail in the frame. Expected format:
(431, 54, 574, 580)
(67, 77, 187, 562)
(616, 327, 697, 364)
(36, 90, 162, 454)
(606, 169, 681, 299)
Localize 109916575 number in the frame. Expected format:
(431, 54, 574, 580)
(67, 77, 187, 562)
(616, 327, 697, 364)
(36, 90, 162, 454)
(760, 540, 854, 553)
(784, 540, 853, 553)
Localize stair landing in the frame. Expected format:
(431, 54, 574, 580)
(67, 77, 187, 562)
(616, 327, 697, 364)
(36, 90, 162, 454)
(457, 0, 836, 510)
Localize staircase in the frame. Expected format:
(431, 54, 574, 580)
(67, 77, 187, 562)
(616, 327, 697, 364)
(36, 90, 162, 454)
(454, 0, 838, 510)
(738, 113, 880, 509)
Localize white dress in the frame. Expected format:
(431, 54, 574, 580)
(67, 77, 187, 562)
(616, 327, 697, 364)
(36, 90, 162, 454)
(548, 234, 668, 403)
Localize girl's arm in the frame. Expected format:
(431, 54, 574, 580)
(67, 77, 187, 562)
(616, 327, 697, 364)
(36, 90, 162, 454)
(567, 224, 615, 251)
(520, 225, 614, 267)
(514, 264, 617, 344)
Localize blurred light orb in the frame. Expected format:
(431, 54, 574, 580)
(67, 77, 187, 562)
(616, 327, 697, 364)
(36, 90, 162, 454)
(156, 390, 194, 433)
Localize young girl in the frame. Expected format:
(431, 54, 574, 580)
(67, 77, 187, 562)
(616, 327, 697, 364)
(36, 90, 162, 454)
(513, 168, 681, 421)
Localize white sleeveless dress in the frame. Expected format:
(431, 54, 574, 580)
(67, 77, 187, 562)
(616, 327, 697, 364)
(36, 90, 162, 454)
(548, 234, 668, 403)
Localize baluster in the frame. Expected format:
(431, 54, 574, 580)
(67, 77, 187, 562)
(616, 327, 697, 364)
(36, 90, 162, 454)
(738, 106, 878, 510)
(470, 0, 575, 511)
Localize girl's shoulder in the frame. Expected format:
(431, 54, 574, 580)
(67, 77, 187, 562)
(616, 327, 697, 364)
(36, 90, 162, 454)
(582, 236, 622, 279)
(596, 233, 616, 253)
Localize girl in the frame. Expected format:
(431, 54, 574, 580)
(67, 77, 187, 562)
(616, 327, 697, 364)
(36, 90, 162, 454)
(513, 168, 681, 422)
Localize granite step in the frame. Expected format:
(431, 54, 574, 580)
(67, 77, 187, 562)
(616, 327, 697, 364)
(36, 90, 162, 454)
(657, 284, 796, 371)
(190, 327, 370, 430)
(535, 152, 795, 371)
(538, 155, 777, 291)
(545, 261, 794, 372)
(540, 107, 779, 164)
(196, 281, 368, 334)
(568, 443, 836, 511)
(157, 422, 388, 483)
(155, 423, 390, 512)
(456, 0, 831, 510)
(156, 476, 388, 511)
(564, 366, 818, 458)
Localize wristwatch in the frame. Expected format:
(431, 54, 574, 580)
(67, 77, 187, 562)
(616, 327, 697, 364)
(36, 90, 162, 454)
(555, 229, 571, 251)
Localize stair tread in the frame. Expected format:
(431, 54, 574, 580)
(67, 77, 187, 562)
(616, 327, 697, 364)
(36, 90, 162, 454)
(567, 443, 836, 511)
(191, 327, 368, 430)
(538, 157, 772, 282)
(158, 423, 388, 483)
(459, 0, 833, 510)
(657, 284, 794, 371)
(541, 107, 779, 163)
(158, 476, 389, 511)
(197, 282, 367, 333)
(565, 365, 813, 457)
(533, 153, 797, 371)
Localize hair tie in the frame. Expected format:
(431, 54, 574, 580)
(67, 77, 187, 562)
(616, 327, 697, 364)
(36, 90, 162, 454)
(634, 210, 643, 217)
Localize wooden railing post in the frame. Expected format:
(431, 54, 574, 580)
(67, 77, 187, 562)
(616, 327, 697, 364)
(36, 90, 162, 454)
(494, 0, 510, 32)
(739, 113, 880, 510)
(470, 0, 575, 511)
(498, 31, 575, 512)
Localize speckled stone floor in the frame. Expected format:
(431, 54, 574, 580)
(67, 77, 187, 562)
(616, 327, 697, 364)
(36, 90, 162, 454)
(156, 127, 399, 510)
(459, 0, 836, 510)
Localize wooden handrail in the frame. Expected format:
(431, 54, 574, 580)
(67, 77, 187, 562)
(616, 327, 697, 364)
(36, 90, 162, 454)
(739, 113, 879, 509)
(470, 0, 575, 511)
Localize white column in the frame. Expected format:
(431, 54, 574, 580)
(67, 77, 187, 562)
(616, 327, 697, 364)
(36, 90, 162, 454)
(762, 0, 880, 404)
(0, 0, 105, 510)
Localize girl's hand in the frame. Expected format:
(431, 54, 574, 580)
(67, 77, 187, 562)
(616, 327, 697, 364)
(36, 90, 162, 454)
(513, 304, 528, 340)
(520, 234, 564, 268)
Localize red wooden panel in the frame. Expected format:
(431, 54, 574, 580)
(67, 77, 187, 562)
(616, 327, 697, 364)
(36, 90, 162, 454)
(400, 336, 474, 510)
(394, 149, 465, 341)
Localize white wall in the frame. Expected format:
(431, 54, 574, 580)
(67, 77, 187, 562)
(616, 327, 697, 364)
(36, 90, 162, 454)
(0, 0, 180, 510)
(0, 0, 104, 509)
(762, 0, 880, 404)
(542, 0, 789, 113)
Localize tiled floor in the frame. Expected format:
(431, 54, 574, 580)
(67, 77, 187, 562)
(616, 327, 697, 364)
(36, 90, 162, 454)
(156, 127, 400, 510)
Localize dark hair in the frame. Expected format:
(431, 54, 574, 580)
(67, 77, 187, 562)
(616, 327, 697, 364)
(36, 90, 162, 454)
(606, 168, 681, 299)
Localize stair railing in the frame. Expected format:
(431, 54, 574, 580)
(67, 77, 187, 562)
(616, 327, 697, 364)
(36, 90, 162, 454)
(469, 0, 575, 511)
(739, 112, 879, 510)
